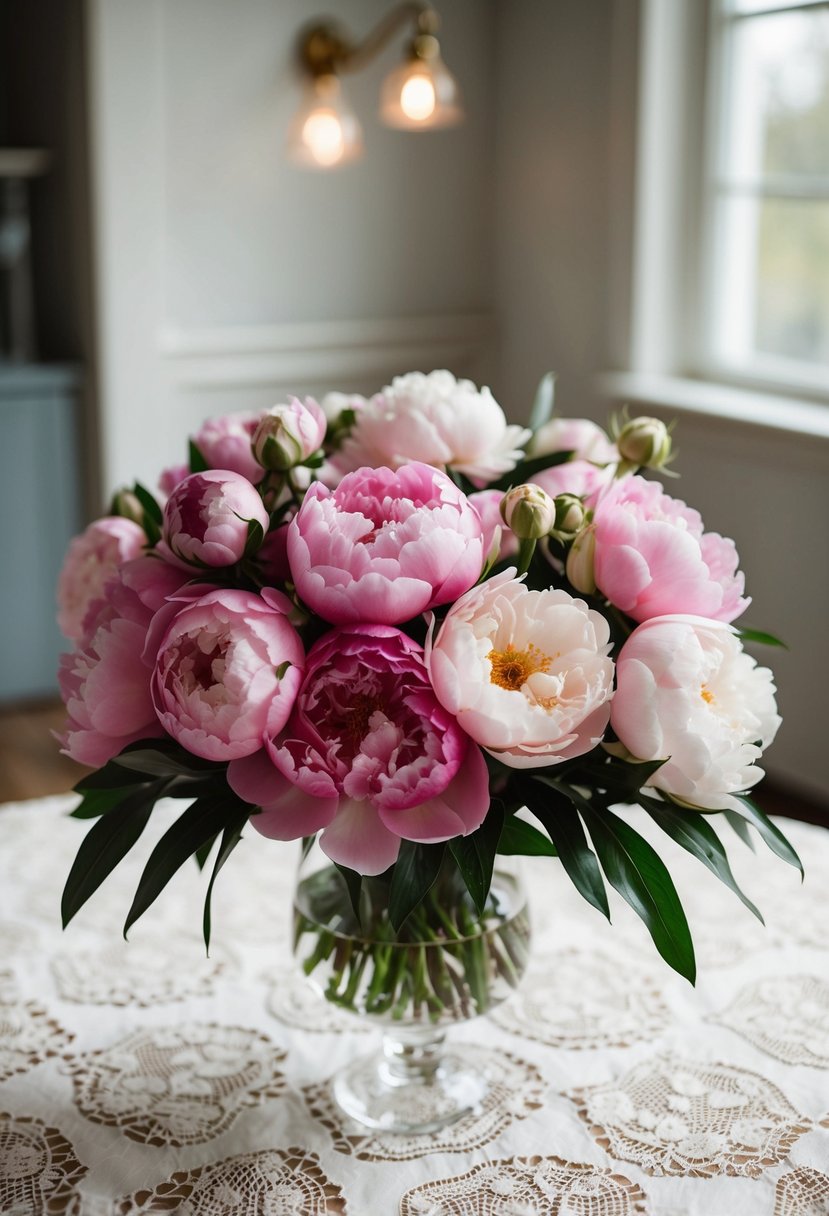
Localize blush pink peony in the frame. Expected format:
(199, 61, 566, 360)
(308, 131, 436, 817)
(329, 370, 531, 488)
(532, 459, 613, 502)
(428, 571, 615, 768)
(161, 470, 269, 568)
(529, 416, 618, 464)
(287, 462, 485, 625)
(57, 558, 189, 766)
(194, 409, 268, 484)
(228, 625, 490, 874)
(57, 517, 146, 642)
(467, 489, 520, 562)
(611, 615, 781, 811)
(251, 397, 327, 472)
(591, 475, 749, 623)
(151, 588, 304, 762)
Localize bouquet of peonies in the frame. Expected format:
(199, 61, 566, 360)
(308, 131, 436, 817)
(57, 370, 799, 996)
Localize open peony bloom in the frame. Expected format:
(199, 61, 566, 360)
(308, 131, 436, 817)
(161, 470, 270, 568)
(612, 615, 781, 812)
(57, 517, 146, 642)
(328, 370, 531, 488)
(229, 625, 490, 875)
(287, 462, 485, 625)
(591, 475, 749, 624)
(428, 570, 615, 768)
(151, 588, 304, 761)
(57, 558, 190, 766)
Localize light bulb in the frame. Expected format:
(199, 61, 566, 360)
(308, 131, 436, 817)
(301, 110, 346, 166)
(399, 74, 436, 122)
(288, 74, 363, 169)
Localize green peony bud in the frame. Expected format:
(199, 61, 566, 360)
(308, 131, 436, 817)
(552, 493, 586, 541)
(616, 415, 672, 471)
(565, 524, 597, 595)
(500, 483, 557, 540)
(109, 488, 145, 525)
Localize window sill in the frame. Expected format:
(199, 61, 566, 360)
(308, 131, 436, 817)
(599, 372, 829, 445)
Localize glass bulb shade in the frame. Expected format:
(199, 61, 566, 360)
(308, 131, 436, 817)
(380, 56, 463, 130)
(288, 74, 363, 169)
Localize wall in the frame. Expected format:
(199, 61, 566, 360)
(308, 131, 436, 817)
(87, 0, 497, 495)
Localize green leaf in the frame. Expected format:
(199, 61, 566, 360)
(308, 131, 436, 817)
(274, 660, 292, 681)
(124, 788, 249, 935)
(203, 814, 248, 953)
(735, 626, 788, 649)
(74, 762, 156, 792)
(112, 745, 222, 780)
(69, 787, 135, 819)
(449, 806, 505, 916)
(490, 450, 574, 492)
(334, 864, 363, 923)
(724, 808, 756, 850)
(731, 795, 803, 877)
(528, 371, 556, 432)
(593, 756, 669, 800)
(498, 813, 557, 857)
(582, 805, 696, 983)
(244, 517, 265, 556)
(528, 779, 610, 919)
(62, 780, 168, 928)
(189, 439, 209, 473)
(388, 841, 445, 932)
(642, 797, 763, 923)
(195, 835, 217, 870)
(133, 481, 163, 526)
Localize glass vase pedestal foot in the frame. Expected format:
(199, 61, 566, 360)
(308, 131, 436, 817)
(332, 1026, 488, 1133)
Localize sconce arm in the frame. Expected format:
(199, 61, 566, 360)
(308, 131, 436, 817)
(299, 3, 439, 78)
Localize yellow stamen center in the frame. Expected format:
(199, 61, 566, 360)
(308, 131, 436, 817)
(488, 643, 552, 691)
(701, 685, 715, 704)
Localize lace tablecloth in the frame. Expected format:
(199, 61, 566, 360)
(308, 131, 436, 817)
(1, 794, 828, 1215)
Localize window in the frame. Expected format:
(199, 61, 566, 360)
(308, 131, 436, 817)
(703, 0, 829, 394)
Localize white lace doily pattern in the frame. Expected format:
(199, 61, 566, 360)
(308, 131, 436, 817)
(490, 948, 671, 1049)
(774, 1167, 829, 1216)
(303, 1046, 544, 1161)
(1, 794, 828, 1215)
(114, 1148, 346, 1214)
(66, 1024, 288, 1146)
(572, 1056, 812, 1178)
(399, 1156, 649, 1215)
(0, 1113, 87, 1215)
(713, 975, 829, 1068)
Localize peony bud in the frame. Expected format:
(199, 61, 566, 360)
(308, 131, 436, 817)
(566, 524, 597, 595)
(252, 396, 327, 472)
(552, 493, 586, 540)
(109, 488, 145, 526)
(616, 415, 672, 470)
(499, 483, 556, 540)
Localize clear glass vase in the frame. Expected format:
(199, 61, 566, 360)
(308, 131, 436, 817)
(292, 840, 531, 1133)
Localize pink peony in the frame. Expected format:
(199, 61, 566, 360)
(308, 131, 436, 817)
(428, 570, 615, 768)
(591, 476, 749, 623)
(57, 558, 189, 766)
(468, 489, 519, 562)
(529, 416, 618, 464)
(611, 615, 780, 811)
(251, 397, 327, 472)
(57, 517, 146, 642)
(329, 370, 531, 488)
(533, 459, 612, 502)
(228, 625, 490, 874)
(158, 464, 190, 498)
(287, 462, 485, 625)
(151, 588, 304, 761)
(194, 410, 268, 483)
(161, 470, 269, 568)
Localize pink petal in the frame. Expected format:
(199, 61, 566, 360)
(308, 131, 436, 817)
(319, 798, 401, 875)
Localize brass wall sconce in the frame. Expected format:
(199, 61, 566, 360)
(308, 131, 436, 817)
(289, 2, 463, 169)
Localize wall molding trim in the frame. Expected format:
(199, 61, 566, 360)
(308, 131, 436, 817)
(159, 312, 496, 389)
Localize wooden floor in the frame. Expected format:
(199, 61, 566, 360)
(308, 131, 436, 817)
(0, 699, 826, 829)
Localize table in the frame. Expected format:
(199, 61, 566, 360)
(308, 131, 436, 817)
(1, 794, 827, 1214)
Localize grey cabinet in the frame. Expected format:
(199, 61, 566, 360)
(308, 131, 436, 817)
(0, 364, 82, 700)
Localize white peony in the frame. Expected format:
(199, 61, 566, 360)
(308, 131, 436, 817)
(611, 615, 781, 811)
(427, 570, 615, 768)
(330, 370, 532, 487)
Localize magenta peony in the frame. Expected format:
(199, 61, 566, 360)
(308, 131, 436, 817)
(612, 615, 780, 811)
(151, 588, 304, 761)
(228, 625, 490, 874)
(590, 475, 749, 623)
(57, 517, 146, 642)
(161, 470, 269, 568)
(428, 570, 615, 768)
(287, 462, 485, 625)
